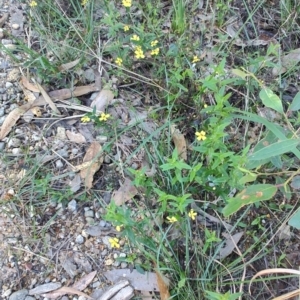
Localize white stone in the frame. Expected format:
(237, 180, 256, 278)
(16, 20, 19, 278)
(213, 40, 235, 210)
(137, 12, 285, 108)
(11, 24, 20, 30)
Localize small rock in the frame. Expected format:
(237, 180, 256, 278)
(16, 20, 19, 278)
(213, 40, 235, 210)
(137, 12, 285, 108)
(113, 261, 121, 267)
(68, 199, 77, 212)
(83, 68, 95, 82)
(31, 134, 41, 141)
(56, 127, 67, 140)
(56, 148, 68, 157)
(85, 217, 95, 225)
(29, 283, 61, 295)
(2, 289, 12, 297)
(96, 135, 108, 143)
(121, 262, 128, 269)
(119, 253, 127, 258)
(5, 81, 13, 88)
(113, 253, 118, 259)
(0, 107, 4, 116)
(84, 210, 94, 218)
(105, 258, 114, 266)
(0, 116, 5, 125)
(101, 249, 108, 256)
(12, 148, 21, 155)
(0, 142, 5, 151)
(56, 160, 63, 169)
(24, 297, 35, 300)
(103, 192, 111, 204)
(71, 148, 79, 155)
(104, 155, 111, 163)
(92, 281, 100, 289)
(2, 39, 13, 45)
(11, 23, 20, 30)
(75, 235, 84, 244)
(99, 220, 106, 227)
(7, 138, 21, 148)
(9, 289, 28, 300)
(4, 44, 16, 50)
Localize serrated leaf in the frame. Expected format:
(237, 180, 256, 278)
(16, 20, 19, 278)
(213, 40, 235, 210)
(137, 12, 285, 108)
(249, 139, 299, 160)
(259, 88, 284, 114)
(223, 184, 277, 217)
(289, 92, 300, 111)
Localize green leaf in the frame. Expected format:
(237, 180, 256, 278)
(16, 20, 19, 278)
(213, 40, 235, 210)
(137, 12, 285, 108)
(249, 139, 300, 160)
(289, 92, 300, 111)
(290, 175, 300, 190)
(238, 173, 257, 184)
(289, 208, 300, 229)
(259, 88, 284, 114)
(223, 184, 277, 217)
(231, 69, 249, 80)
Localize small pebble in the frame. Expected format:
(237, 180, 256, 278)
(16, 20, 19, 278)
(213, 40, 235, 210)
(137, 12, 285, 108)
(101, 249, 108, 256)
(0, 107, 4, 116)
(2, 289, 12, 297)
(68, 199, 77, 212)
(5, 81, 13, 88)
(24, 297, 35, 300)
(92, 281, 100, 289)
(0, 142, 6, 151)
(113, 261, 121, 267)
(9, 289, 28, 300)
(99, 220, 106, 227)
(105, 258, 114, 266)
(71, 148, 79, 155)
(96, 135, 108, 143)
(56, 160, 63, 169)
(2, 39, 13, 45)
(56, 148, 68, 158)
(119, 253, 127, 258)
(7, 137, 21, 148)
(11, 23, 20, 30)
(85, 217, 95, 225)
(104, 155, 111, 163)
(75, 235, 84, 244)
(31, 134, 41, 141)
(113, 253, 118, 259)
(84, 210, 94, 218)
(121, 262, 128, 269)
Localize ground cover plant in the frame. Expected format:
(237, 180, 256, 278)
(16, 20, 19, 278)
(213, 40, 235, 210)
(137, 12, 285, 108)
(2, 0, 300, 299)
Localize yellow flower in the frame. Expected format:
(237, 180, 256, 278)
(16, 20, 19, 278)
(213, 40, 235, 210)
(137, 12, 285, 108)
(81, 0, 88, 6)
(151, 40, 158, 47)
(192, 56, 200, 63)
(123, 25, 130, 32)
(204, 104, 208, 108)
(150, 48, 159, 56)
(109, 237, 120, 248)
(188, 209, 197, 220)
(130, 34, 140, 41)
(195, 130, 207, 141)
(134, 46, 145, 59)
(116, 225, 123, 232)
(167, 216, 178, 223)
(99, 113, 110, 121)
(115, 57, 123, 66)
(81, 115, 91, 123)
(29, 0, 37, 7)
(122, 0, 132, 7)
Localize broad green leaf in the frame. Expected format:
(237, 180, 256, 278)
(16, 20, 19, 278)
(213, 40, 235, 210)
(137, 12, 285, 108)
(231, 69, 249, 80)
(232, 112, 300, 160)
(249, 139, 300, 160)
(223, 184, 277, 217)
(238, 173, 257, 184)
(259, 88, 284, 114)
(288, 208, 300, 229)
(289, 92, 300, 111)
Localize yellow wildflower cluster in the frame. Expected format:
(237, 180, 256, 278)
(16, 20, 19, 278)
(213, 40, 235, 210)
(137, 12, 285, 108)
(134, 46, 145, 59)
(109, 237, 120, 248)
(131, 34, 140, 41)
(195, 130, 206, 141)
(123, 25, 130, 32)
(99, 113, 110, 121)
(167, 216, 178, 223)
(81, 115, 91, 123)
(115, 57, 123, 66)
(122, 0, 132, 7)
(151, 40, 158, 47)
(29, 0, 37, 7)
(81, 0, 88, 6)
(188, 209, 197, 220)
(192, 56, 200, 63)
(151, 48, 159, 56)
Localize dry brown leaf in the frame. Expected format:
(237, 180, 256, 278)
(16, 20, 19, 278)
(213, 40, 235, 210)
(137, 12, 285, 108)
(34, 82, 60, 115)
(90, 88, 114, 112)
(0, 102, 32, 140)
(217, 232, 244, 259)
(42, 286, 93, 299)
(72, 271, 97, 290)
(80, 141, 103, 189)
(66, 130, 86, 143)
(32, 85, 100, 107)
(170, 125, 187, 161)
(273, 48, 300, 76)
(155, 269, 170, 300)
(58, 58, 80, 72)
(112, 178, 138, 206)
(21, 76, 40, 92)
